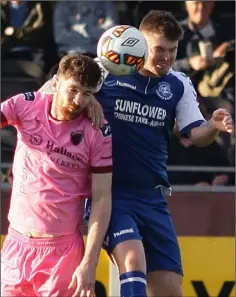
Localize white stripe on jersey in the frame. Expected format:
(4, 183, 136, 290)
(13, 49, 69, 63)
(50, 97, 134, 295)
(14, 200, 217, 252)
(171, 70, 205, 132)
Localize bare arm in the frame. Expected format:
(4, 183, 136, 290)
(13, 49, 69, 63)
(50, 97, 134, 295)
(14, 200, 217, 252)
(83, 172, 112, 265)
(189, 109, 233, 147)
(68, 172, 112, 296)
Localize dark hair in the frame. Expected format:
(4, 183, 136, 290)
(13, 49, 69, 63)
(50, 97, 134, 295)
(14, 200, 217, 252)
(139, 10, 184, 41)
(57, 54, 102, 89)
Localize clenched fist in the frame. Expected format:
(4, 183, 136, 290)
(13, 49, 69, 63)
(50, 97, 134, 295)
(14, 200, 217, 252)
(209, 109, 234, 133)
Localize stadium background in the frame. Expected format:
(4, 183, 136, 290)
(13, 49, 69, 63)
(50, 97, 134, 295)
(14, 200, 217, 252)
(1, 1, 235, 296)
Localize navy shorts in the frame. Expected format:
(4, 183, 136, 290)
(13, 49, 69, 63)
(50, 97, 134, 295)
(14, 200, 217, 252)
(84, 187, 183, 275)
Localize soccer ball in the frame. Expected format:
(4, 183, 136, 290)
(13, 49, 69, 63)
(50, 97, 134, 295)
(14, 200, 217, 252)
(97, 25, 148, 76)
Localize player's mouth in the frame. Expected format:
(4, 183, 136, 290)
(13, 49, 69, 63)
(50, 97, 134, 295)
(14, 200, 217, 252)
(156, 63, 169, 68)
(68, 106, 79, 112)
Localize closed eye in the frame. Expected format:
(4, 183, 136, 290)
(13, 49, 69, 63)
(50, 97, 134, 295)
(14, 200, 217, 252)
(68, 88, 78, 93)
(84, 92, 92, 96)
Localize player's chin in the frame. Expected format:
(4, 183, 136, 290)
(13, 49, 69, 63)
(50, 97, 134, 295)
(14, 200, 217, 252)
(154, 65, 170, 76)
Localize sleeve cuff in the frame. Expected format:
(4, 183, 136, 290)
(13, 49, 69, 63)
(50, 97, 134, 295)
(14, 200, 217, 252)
(180, 120, 205, 136)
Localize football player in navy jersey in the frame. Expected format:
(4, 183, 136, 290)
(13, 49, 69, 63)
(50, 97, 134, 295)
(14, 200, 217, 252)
(40, 10, 233, 297)
(91, 11, 233, 297)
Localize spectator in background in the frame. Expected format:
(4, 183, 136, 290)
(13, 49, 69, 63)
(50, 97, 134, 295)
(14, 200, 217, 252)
(173, 1, 234, 89)
(1, 0, 56, 73)
(53, 1, 119, 59)
(167, 134, 233, 186)
(173, 0, 235, 166)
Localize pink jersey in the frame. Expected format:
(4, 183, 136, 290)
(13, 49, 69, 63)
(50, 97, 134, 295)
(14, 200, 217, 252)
(1, 92, 112, 235)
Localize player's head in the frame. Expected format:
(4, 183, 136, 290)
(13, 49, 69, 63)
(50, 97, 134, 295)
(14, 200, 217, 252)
(185, 1, 215, 29)
(51, 54, 102, 121)
(139, 10, 183, 76)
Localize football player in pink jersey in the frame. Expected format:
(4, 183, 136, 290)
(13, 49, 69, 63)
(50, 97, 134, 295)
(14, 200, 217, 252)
(1, 54, 112, 297)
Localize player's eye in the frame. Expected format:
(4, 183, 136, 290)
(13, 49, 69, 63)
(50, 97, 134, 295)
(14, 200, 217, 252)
(68, 88, 77, 93)
(156, 47, 165, 52)
(84, 92, 92, 96)
(169, 48, 177, 53)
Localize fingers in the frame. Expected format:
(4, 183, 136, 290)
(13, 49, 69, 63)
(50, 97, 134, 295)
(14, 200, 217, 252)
(93, 104, 104, 129)
(79, 288, 95, 297)
(68, 274, 76, 290)
(213, 109, 229, 121)
(213, 109, 234, 133)
(89, 102, 104, 129)
(223, 115, 234, 133)
(72, 284, 96, 297)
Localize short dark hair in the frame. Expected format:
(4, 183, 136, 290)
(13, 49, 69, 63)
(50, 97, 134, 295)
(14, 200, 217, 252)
(57, 54, 102, 89)
(139, 10, 184, 41)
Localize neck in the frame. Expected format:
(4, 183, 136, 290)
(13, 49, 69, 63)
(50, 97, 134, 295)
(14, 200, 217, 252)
(50, 96, 64, 121)
(190, 20, 210, 31)
(139, 67, 161, 77)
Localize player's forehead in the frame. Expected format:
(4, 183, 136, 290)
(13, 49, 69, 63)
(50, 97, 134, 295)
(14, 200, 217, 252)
(59, 76, 94, 92)
(144, 32, 178, 50)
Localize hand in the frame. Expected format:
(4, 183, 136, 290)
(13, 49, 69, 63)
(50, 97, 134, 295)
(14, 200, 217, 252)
(87, 97, 105, 129)
(213, 42, 229, 58)
(189, 55, 211, 71)
(212, 174, 229, 186)
(209, 109, 234, 133)
(68, 261, 96, 297)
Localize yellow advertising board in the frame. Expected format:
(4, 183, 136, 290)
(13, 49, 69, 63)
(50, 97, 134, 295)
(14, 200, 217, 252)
(1, 236, 234, 296)
(180, 237, 235, 297)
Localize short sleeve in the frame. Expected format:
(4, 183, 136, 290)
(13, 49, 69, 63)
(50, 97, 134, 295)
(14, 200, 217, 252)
(90, 123, 112, 173)
(175, 74, 205, 135)
(1, 92, 36, 127)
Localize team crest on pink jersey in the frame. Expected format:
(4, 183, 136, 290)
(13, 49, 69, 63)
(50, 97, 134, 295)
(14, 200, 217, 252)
(70, 131, 84, 145)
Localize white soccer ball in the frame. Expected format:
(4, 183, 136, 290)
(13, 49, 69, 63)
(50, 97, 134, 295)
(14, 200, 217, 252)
(97, 25, 148, 76)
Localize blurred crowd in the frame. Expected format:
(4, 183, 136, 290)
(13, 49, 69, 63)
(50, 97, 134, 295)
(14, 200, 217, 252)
(1, 0, 235, 186)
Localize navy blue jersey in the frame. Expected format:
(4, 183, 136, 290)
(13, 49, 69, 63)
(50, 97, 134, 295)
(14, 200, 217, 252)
(95, 64, 205, 191)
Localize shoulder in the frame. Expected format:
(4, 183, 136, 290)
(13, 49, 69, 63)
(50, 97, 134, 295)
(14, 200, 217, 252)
(167, 70, 197, 99)
(80, 117, 112, 149)
(168, 70, 193, 89)
(19, 91, 49, 104)
(7, 91, 45, 105)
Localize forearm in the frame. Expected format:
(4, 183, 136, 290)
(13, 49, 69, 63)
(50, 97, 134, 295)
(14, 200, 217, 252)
(190, 121, 220, 147)
(82, 195, 111, 266)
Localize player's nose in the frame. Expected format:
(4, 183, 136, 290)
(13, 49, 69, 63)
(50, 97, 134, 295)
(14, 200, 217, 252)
(164, 52, 171, 62)
(73, 92, 83, 105)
